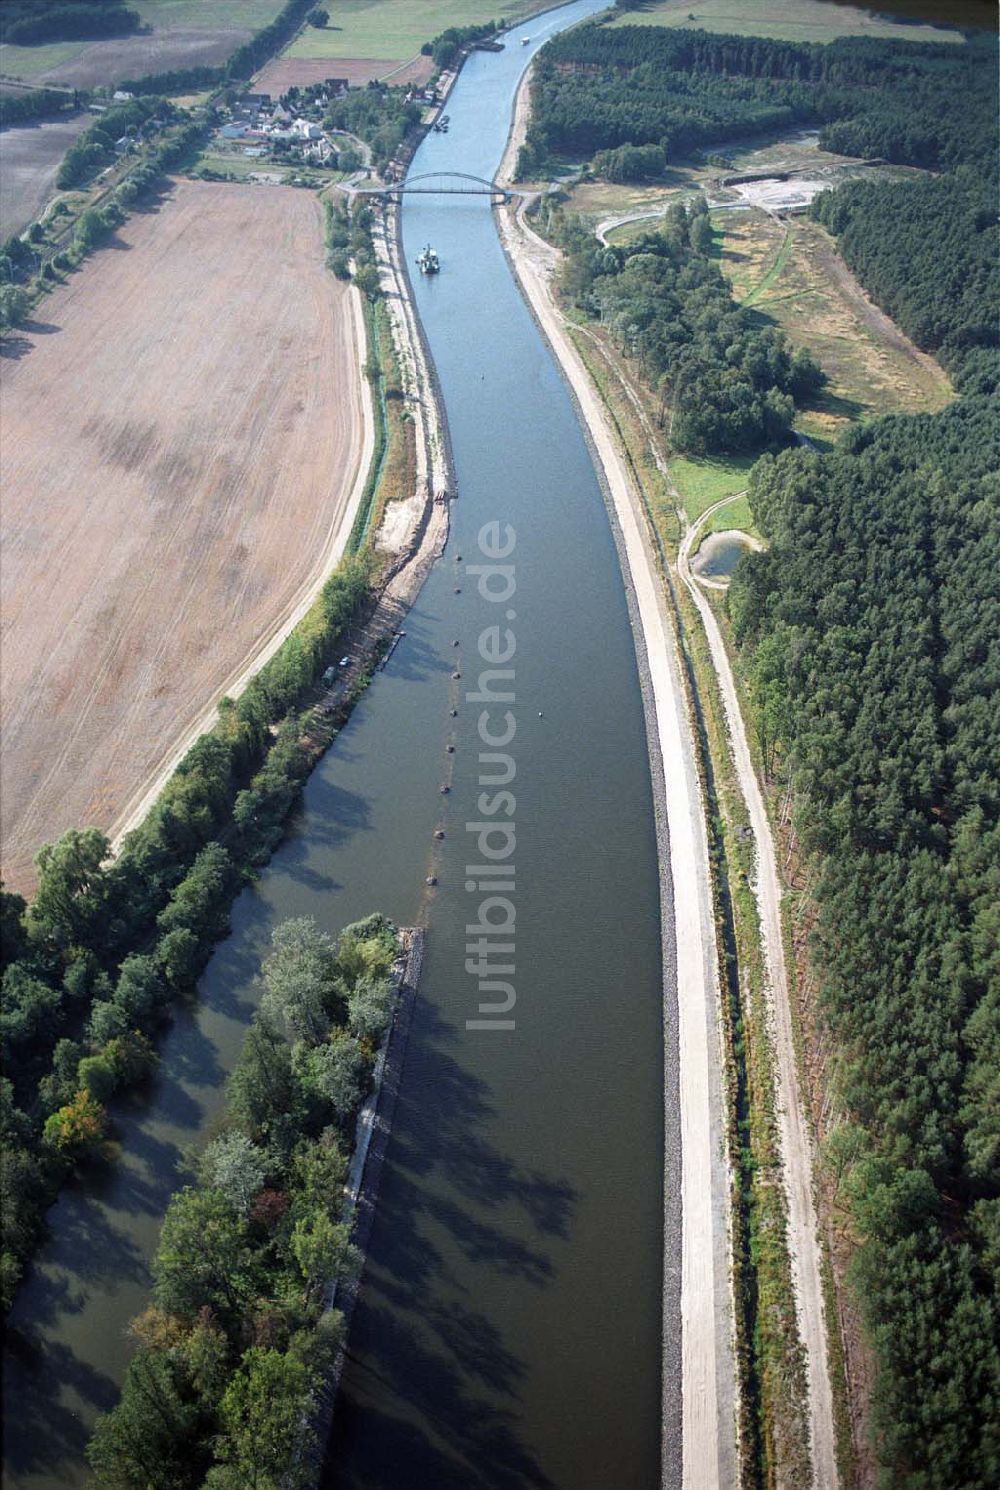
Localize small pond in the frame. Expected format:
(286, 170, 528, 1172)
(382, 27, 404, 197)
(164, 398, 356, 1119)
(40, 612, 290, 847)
(692, 530, 754, 582)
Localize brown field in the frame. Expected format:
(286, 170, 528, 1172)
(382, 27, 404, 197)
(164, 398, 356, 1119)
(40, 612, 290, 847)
(36, 28, 256, 87)
(0, 179, 365, 893)
(254, 54, 433, 96)
(0, 113, 89, 235)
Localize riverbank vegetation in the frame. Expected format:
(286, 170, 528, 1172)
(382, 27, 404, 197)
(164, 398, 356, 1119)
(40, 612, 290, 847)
(85, 913, 398, 1490)
(730, 398, 999, 1486)
(0, 558, 371, 1309)
(544, 197, 824, 456)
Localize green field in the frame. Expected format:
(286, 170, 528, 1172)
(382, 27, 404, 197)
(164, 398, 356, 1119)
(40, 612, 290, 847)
(669, 453, 755, 522)
(0, 38, 83, 78)
(608, 0, 964, 44)
(284, 0, 545, 62)
(699, 491, 755, 537)
(132, 0, 283, 25)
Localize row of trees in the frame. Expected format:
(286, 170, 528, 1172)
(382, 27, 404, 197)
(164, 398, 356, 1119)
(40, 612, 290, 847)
(421, 18, 498, 71)
(0, 559, 371, 1310)
(56, 94, 174, 190)
(0, 0, 137, 47)
(0, 87, 80, 128)
(518, 22, 996, 177)
(86, 913, 398, 1490)
(548, 198, 823, 455)
(0, 113, 204, 332)
(728, 399, 999, 1486)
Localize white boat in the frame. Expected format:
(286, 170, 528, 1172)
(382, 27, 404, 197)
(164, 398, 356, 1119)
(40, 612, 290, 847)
(416, 244, 440, 274)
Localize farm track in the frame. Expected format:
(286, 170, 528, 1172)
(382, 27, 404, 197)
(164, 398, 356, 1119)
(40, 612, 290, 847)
(0, 179, 368, 892)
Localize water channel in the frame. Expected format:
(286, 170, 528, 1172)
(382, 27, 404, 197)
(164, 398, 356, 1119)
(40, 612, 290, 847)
(3, 6, 670, 1486)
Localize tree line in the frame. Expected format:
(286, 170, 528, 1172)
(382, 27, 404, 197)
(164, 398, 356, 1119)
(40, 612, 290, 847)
(0, 0, 137, 47)
(56, 94, 174, 190)
(0, 558, 371, 1311)
(728, 398, 999, 1487)
(810, 169, 998, 394)
(517, 22, 996, 178)
(85, 913, 398, 1490)
(0, 86, 81, 128)
(421, 18, 498, 70)
(545, 197, 823, 455)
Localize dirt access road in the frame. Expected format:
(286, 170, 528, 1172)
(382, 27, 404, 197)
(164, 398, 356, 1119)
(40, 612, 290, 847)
(0, 179, 370, 893)
(679, 501, 838, 1489)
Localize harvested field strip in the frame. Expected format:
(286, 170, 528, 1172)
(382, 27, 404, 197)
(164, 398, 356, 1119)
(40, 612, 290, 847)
(605, 0, 965, 44)
(0, 178, 367, 893)
(741, 222, 792, 306)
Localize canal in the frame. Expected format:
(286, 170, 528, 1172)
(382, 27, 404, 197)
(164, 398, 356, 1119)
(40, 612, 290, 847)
(3, 5, 669, 1486)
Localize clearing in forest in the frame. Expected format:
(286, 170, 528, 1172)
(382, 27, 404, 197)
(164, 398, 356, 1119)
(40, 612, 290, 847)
(717, 209, 952, 445)
(0, 179, 365, 894)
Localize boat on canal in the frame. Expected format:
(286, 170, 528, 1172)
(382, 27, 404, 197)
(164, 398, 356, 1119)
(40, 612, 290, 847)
(416, 243, 440, 274)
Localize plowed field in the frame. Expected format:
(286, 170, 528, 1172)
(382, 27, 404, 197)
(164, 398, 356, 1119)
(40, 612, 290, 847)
(0, 179, 366, 892)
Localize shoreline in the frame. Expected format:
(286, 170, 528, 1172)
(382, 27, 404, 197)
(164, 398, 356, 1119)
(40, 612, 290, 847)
(495, 68, 738, 1490)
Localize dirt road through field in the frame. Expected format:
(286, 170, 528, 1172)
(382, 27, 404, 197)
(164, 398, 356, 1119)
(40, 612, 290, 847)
(0, 180, 370, 892)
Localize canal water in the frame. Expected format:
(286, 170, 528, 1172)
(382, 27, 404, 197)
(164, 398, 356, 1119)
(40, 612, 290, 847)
(2, 5, 668, 1487)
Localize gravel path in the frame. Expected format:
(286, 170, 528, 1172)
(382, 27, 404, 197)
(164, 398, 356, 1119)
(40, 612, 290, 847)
(679, 504, 838, 1489)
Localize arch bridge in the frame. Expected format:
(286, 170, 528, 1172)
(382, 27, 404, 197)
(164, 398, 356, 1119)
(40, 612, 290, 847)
(355, 171, 510, 204)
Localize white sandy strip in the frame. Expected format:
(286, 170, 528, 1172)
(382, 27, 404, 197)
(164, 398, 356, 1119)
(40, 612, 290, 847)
(108, 283, 375, 853)
(496, 208, 736, 1490)
(680, 508, 838, 1489)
